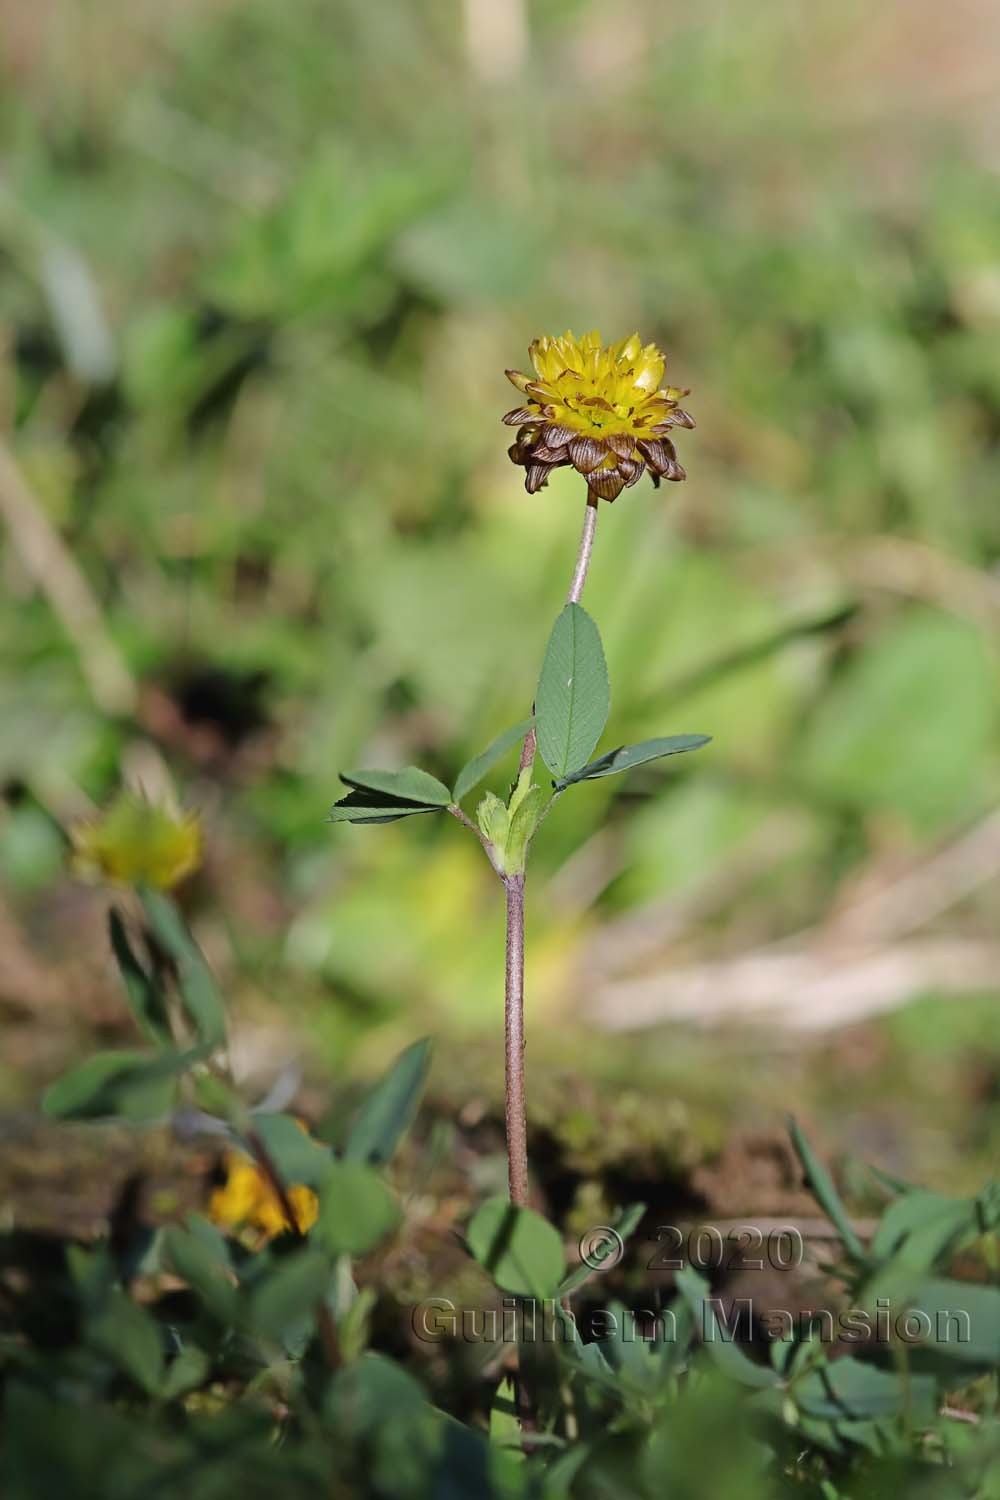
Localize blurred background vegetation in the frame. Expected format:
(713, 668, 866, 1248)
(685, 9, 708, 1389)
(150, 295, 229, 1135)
(2, 0, 999, 1200)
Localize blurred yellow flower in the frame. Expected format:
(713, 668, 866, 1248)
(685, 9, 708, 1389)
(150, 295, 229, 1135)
(504, 330, 694, 501)
(210, 1152, 318, 1239)
(70, 792, 202, 890)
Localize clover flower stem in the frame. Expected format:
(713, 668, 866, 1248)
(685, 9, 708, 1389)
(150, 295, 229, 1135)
(566, 490, 599, 606)
(504, 872, 529, 1207)
(507, 486, 600, 1436)
(508, 487, 601, 1204)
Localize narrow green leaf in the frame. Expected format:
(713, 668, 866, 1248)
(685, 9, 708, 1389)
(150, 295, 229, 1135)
(250, 1247, 332, 1346)
(793, 1357, 936, 1421)
(43, 1050, 151, 1119)
(340, 766, 452, 806)
(872, 1190, 976, 1268)
(162, 1224, 240, 1324)
(316, 1161, 402, 1257)
(788, 1116, 867, 1263)
(571, 1339, 615, 1386)
(139, 887, 227, 1048)
(907, 1278, 1000, 1366)
(325, 1352, 428, 1438)
(328, 789, 442, 825)
(87, 1290, 164, 1395)
(868, 1163, 917, 1196)
(554, 734, 711, 789)
(559, 1201, 646, 1295)
(345, 1039, 432, 1166)
(65, 1243, 115, 1311)
(453, 719, 533, 804)
(160, 1345, 210, 1400)
(675, 1267, 780, 1389)
(535, 604, 609, 779)
(193, 1071, 248, 1128)
(597, 1297, 667, 1390)
(339, 1284, 377, 1363)
(109, 909, 171, 1047)
(489, 1378, 524, 1456)
(183, 1212, 233, 1269)
(466, 1197, 565, 1298)
(246, 1113, 334, 1190)
(41, 1048, 197, 1121)
(658, 1295, 696, 1376)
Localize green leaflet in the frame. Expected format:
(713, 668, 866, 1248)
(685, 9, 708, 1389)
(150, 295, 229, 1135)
(249, 1247, 333, 1346)
(245, 1112, 335, 1190)
(535, 604, 609, 780)
(328, 792, 442, 824)
(788, 1116, 867, 1263)
(330, 771, 450, 824)
(139, 887, 227, 1049)
(108, 909, 171, 1047)
(316, 1161, 402, 1257)
(162, 1224, 240, 1324)
(675, 1267, 781, 1390)
(559, 1201, 646, 1296)
(339, 766, 452, 806)
(86, 1290, 164, 1396)
(905, 1279, 1000, 1367)
(453, 719, 533, 803)
(42, 1047, 201, 1121)
(345, 1038, 432, 1166)
(555, 734, 710, 789)
(791, 1356, 937, 1421)
(871, 1189, 979, 1269)
(466, 1197, 565, 1298)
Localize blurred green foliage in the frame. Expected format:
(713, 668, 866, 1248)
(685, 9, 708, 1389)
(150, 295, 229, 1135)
(3, 8, 1000, 1483)
(0, 0, 998, 1093)
(7, 912, 1000, 1497)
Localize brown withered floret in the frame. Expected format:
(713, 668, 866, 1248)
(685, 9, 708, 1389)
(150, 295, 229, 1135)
(503, 330, 694, 501)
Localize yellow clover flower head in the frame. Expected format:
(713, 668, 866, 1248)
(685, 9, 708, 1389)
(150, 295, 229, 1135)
(70, 791, 202, 891)
(209, 1152, 318, 1240)
(504, 330, 695, 502)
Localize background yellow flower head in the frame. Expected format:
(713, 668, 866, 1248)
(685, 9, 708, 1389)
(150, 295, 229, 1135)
(504, 330, 695, 501)
(210, 1152, 318, 1239)
(70, 792, 202, 891)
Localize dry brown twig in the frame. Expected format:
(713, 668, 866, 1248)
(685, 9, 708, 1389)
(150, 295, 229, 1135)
(588, 810, 1000, 1033)
(0, 438, 135, 717)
